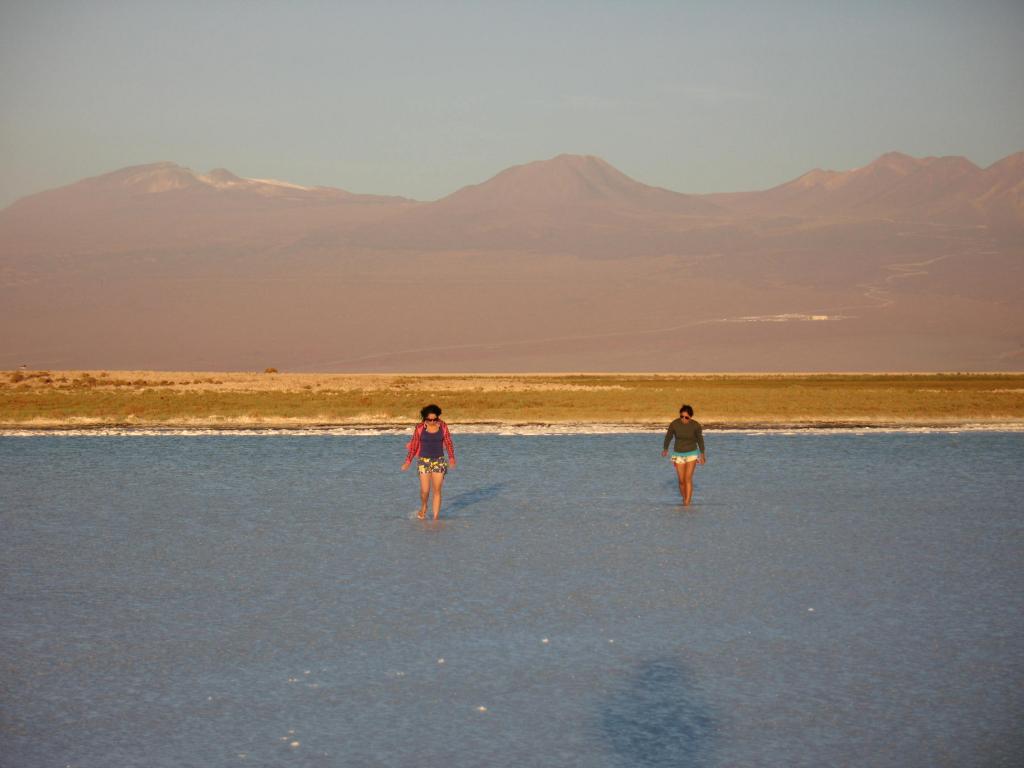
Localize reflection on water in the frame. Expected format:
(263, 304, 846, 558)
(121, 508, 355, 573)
(1, 432, 1022, 767)
(445, 482, 510, 516)
(599, 658, 714, 768)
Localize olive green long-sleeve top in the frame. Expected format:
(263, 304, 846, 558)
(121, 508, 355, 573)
(663, 418, 705, 454)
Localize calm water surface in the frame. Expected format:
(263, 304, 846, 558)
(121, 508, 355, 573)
(1, 432, 1022, 767)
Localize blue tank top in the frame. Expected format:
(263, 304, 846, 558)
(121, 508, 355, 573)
(420, 426, 444, 458)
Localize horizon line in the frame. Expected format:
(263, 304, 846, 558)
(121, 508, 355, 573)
(7, 148, 1022, 208)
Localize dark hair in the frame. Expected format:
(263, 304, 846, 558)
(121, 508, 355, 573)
(420, 404, 442, 420)
(679, 404, 694, 417)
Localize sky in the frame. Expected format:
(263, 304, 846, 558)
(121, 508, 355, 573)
(1, 0, 1023, 207)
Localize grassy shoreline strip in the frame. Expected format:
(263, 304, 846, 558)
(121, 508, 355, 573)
(3, 422, 1023, 433)
(1, 371, 1022, 427)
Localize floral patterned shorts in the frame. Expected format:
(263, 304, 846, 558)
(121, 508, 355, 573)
(417, 456, 449, 475)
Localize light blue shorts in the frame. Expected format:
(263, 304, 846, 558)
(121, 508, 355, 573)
(671, 449, 701, 464)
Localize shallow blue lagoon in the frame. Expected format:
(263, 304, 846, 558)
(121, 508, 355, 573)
(1, 432, 1022, 767)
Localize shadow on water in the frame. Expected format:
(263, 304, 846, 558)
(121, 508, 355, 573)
(597, 658, 715, 768)
(444, 482, 509, 516)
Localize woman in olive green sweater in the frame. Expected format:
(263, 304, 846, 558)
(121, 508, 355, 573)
(661, 404, 706, 505)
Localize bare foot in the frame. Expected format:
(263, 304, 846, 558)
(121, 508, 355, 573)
(417, 507, 426, 519)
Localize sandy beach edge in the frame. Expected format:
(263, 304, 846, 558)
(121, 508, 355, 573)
(3, 418, 1023, 435)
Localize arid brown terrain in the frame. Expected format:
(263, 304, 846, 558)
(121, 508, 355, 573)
(2, 152, 1021, 371)
(2, 369, 1022, 429)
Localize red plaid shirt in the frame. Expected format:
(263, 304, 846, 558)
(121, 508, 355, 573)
(405, 419, 455, 463)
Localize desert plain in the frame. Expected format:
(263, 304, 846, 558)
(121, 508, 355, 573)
(2, 370, 1022, 429)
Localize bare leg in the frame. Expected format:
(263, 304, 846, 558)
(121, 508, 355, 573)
(673, 461, 687, 500)
(683, 461, 697, 505)
(430, 471, 445, 520)
(417, 471, 429, 519)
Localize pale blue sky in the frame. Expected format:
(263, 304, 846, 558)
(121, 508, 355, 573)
(1, 0, 1022, 207)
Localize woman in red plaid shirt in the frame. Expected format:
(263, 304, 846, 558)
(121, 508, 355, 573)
(401, 404, 456, 520)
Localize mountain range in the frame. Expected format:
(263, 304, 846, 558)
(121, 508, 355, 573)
(2, 151, 1022, 371)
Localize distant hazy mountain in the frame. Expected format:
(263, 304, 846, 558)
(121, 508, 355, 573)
(1, 152, 1021, 372)
(435, 154, 720, 214)
(3, 152, 1021, 257)
(708, 151, 1024, 227)
(0, 162, 413, 257)
(331, 154, 723, 257)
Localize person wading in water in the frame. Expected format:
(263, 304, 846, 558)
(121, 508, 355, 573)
(401, 404, 456, 520)
(661, 404, 706, 505)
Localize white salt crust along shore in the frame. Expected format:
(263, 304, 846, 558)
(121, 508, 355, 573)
(1, 423, 1022, 437)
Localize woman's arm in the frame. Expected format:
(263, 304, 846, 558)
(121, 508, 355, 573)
(662, 423, 675, 452)
(696, 423, 706, 458)
(404, 424, 422, 464)
(442, 422, 456, 463)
